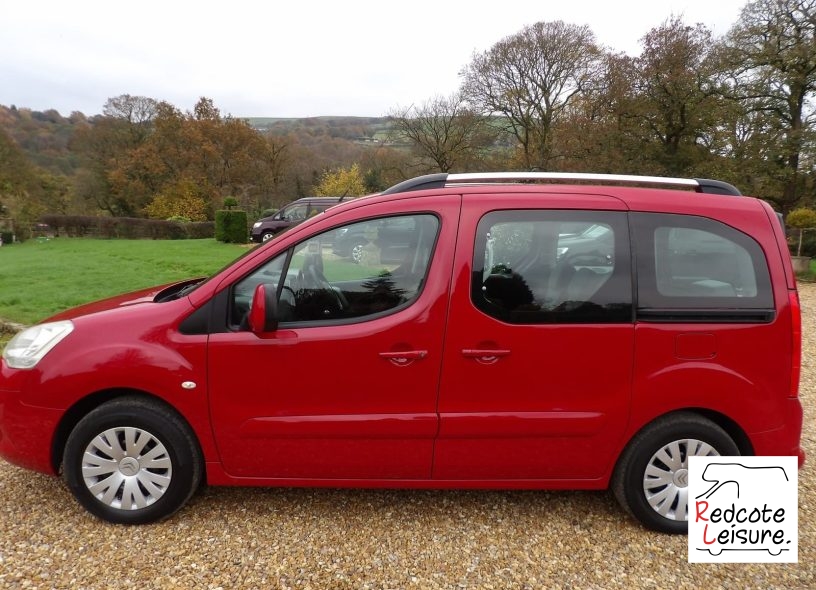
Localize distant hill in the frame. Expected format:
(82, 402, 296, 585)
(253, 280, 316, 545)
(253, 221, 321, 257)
(245, 116, 398, 144)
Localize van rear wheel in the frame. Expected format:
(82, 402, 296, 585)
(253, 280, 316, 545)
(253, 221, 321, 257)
(63, 397, 203, 524)
(612, 412, 739, 534)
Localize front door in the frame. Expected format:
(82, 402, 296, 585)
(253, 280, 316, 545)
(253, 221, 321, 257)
(435, 195, 635, 481)
(207, 197, 460, 479)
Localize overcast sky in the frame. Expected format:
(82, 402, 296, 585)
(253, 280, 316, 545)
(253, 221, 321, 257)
(1, 0, 749, 119)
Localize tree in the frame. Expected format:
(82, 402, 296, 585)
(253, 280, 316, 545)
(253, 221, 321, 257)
(72, 95, 162, 215)
(102, 94, 160, 145)
(143, 177, 210, 221)
(314, 164, 366, 197)
(358, 144, 413, 192)
(626, 18, 722, 175)
(461, 20, 603, 170)
(389, 92, 494, 172)
(787, 207, 816, 255)
(555, 52, 646, 174)
(719, 0, 816, 213)
(0, 127, 54, 232)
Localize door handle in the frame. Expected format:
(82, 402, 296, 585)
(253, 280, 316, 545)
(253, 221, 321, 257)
(461, 349, 511, 364)
(379, 350, 428, 365)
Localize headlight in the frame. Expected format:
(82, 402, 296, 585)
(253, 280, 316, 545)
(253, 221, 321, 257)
(252, 222, 263, 229)
(557, 246, 569, 258)
(2, 321, 74, 369)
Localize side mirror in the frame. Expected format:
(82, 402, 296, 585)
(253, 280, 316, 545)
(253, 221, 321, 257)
(248, 284, 279, 334)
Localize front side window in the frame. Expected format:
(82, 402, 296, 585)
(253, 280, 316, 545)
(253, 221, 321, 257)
(472, 210, 632, 324)
(232, 214, 439, 326)
(632, 213, 774, 321)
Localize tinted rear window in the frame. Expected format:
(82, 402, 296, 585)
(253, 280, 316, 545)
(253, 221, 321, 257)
(632, 213, 773, 319)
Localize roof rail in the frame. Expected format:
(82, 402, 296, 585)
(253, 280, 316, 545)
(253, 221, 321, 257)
(381, 172, 742, 196)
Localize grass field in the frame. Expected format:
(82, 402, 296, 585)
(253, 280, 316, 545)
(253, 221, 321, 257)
(0, 238, 248, 326)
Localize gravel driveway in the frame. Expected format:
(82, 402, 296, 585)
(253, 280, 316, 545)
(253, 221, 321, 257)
(1, 285, 814, 589)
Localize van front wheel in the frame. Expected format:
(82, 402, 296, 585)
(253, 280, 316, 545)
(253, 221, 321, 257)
(612, 413, 739, 534)
(63, 397, 203, 524)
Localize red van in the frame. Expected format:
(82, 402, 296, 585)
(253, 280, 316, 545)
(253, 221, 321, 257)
(0, 172, 804, 532)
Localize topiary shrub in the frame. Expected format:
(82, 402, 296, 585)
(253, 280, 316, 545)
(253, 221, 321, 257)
(215, 210, 248, 243)
(1, 231, 13, 245)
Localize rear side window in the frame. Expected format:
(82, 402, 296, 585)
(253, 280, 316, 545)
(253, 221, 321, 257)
(471, 210, 632, 324)
(632, 213, 774, 321)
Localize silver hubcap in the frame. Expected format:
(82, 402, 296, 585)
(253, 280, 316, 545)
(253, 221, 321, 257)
(643, 438, 719, 521)
(82, 427, 173, 511)
(351, 243, 364, 264)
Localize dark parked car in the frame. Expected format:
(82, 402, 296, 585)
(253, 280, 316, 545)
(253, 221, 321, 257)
(556, 223, 614, 265)
(332, 216, 417, 263)
(250, 197, 343, 243)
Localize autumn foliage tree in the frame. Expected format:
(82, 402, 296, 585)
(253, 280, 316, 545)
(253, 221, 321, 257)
(314, 164, 366, 197)
(624, 18, 722, 175)
(74, 95, 288, 220)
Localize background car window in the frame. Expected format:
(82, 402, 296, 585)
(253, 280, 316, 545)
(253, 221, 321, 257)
(282, 204, 308, 221)
(472, 210, 631, 324)
(233, 214, 439, 326)
(632, 213, 774, 318)
(333, 216, 419, 265)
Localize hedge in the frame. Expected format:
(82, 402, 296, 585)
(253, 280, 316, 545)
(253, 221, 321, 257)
(38, 215, 215, 240)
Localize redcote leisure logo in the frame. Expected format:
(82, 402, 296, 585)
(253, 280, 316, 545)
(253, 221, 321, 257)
(688, 456, 798, 563)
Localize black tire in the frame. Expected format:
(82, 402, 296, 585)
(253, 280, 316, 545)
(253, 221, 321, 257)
(611, 412, 739, 534)
(63, 396, 203, 524)
(261, 230, 275, 242)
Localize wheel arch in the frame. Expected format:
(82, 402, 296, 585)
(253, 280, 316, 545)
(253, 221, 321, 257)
(50, 388, 204, 474)
(691, 408, 754, 456)
(619, 408, 754, 466)
(613, 407, 754, 483)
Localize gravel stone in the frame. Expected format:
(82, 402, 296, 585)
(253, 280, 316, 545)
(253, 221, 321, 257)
(1, 284, 815, 589)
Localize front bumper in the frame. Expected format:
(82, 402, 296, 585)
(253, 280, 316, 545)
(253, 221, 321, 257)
(0, 367, 63, 475)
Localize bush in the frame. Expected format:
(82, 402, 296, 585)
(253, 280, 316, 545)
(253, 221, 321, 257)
(1, 231, 13, 245)
(215, 210, 248, 243)
(186, 222, 215, 239)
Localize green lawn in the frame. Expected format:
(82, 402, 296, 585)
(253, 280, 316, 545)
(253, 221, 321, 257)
(0, 238, 248, 326)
